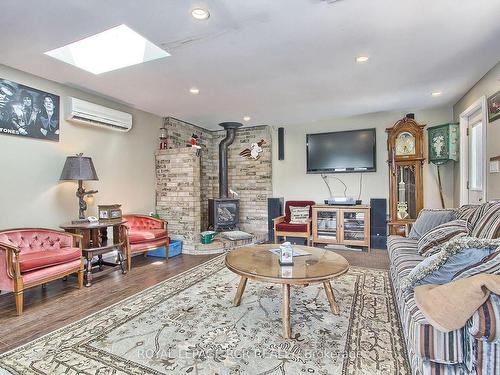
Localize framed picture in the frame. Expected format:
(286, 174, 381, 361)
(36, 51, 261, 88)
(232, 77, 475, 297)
(0, 78, 60, 141)
(487, 90, 500, 123)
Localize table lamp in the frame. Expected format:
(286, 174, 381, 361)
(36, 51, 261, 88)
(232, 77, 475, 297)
(60, 153, 99, 219)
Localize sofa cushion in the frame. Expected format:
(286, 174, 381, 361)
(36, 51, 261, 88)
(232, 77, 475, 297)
(472, 201, 500, 239)
(408, 209, 457, 239)
(417, 219, 470, 257)
(19, 247, 81, 273)
(403, 237, 500, 291)
(128, 229, 167, 244)
(275, 222, 308, 233)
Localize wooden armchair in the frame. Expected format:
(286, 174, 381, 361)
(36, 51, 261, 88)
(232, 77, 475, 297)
(273, 201, 315, 246)
(0, 228, 83, 315)
(122, 214, 169, 271)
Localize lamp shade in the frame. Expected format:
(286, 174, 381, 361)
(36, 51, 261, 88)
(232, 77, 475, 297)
(60, 154, 99, 181)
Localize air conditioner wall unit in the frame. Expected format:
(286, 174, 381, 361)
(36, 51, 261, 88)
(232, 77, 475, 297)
(66, 97, 132, 132)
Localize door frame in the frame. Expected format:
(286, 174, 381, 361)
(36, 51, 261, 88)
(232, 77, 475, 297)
(459, 95, 488, 206)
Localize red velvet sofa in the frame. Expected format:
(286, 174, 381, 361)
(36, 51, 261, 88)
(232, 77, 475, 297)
(273, 200, 315, 246)
(0, 228, 83, 315)
(123, 215, 169, 271)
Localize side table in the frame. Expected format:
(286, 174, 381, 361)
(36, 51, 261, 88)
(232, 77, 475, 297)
(61, 220, 128, 287)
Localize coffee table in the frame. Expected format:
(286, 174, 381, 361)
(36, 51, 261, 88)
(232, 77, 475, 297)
(225, 244, 349, 338)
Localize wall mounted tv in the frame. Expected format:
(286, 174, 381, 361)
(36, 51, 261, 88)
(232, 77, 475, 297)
(306, 128, 376, 173)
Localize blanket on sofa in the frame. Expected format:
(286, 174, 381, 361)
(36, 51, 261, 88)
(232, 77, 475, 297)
(415, 274, 500, 332)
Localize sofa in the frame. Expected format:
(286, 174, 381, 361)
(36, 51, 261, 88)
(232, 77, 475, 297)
(0, 228, 83, 315)
(123, 214, 169, 271)
(388, 204, 500, 375)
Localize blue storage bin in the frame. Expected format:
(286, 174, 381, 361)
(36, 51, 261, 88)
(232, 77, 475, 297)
(147, 239, 182, 258)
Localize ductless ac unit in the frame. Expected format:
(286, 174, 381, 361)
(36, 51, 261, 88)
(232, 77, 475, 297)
(66, 97, 132, 132)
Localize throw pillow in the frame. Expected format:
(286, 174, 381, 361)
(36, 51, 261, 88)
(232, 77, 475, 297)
(453, 250, 500, 281)
(289, 206, 310, 224)
(471, 201, 500, 239)
(417, 219, 470, 257)
(457, 204, 482, 227)
(408, 209, 457, 239)
(401, 237, 500, 291)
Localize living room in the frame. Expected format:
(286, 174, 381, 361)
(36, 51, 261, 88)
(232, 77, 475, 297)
(0, 1, 499, 374)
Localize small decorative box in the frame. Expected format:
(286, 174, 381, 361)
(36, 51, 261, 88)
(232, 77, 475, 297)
(98, 204, 122, 221)
(279, 241, 294, 266)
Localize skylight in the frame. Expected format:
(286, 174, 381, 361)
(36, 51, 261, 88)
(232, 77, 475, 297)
(44, 24, 170, 74)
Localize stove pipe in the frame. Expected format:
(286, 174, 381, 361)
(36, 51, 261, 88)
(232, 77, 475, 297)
(218, 122, 243, 198)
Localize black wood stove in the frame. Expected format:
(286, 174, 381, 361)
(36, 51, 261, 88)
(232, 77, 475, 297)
(208, 122, 242, 231)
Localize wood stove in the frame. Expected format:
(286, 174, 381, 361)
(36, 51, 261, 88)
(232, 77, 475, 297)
(208, 198, 240, 231)
(208, 122, 243, 231)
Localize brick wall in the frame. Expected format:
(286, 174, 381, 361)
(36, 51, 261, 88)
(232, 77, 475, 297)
(155, 147, 201, 252)
(158, 117, 272, 237)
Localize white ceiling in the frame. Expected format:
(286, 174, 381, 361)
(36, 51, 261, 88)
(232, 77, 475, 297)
(0, 0, 499, 129)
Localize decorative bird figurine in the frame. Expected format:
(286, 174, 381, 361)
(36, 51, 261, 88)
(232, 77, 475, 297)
(240, 139, 266, 160)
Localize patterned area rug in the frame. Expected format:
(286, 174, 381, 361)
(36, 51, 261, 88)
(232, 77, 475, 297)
(0, 255, 409, 375)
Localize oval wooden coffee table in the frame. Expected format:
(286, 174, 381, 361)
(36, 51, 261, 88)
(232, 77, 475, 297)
(225, 244, 349, 338)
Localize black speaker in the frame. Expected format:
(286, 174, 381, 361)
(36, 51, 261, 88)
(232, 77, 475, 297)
(278, 127, 284, 160)
(268, 197, 284, 241)
(370, 198, 387, 249)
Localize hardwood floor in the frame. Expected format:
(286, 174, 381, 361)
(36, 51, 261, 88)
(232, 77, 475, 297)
(0, 254, 216, 353)
(0, 248, 389, 354)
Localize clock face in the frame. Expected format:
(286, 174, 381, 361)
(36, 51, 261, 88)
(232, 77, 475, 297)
(395, 132, 416, 155)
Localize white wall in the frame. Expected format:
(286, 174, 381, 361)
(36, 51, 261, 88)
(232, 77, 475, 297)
(0, 65, 162, 229)
(453, 61, 500, 203)
(272, 107, 454, 209)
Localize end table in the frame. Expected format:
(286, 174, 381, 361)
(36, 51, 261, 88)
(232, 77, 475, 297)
(61, 220, 128, 287)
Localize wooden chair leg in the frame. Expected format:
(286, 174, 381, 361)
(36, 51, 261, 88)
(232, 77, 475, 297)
(165, 242, 170, 261)
(15, 291, 23, 315)
(127, 253, 132, 272)
(78, 269, 84, 289)
(274, 232, 278, 244)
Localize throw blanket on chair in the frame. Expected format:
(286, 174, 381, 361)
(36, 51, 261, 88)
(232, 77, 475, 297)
(414, 274, 500, 332)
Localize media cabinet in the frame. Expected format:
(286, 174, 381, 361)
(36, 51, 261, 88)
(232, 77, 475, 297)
(311, 205, 371, 252)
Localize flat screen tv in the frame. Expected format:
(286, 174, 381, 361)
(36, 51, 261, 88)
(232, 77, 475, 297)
(306, 128, 376, 173)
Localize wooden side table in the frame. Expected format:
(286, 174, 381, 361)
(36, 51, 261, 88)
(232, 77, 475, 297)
(60, 220, 128, 287)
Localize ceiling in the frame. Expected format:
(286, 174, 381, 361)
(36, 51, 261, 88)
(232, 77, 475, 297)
(0, 0, 499, 129)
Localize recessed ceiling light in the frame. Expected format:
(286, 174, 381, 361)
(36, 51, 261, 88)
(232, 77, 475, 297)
(44, 24, 170, 74)
(189, 87, 200, 95)
(191, 8, 210, 20)
(356, 56, 369, 63)
(431, 91, 442, 96)
(243, 116, 251, 122)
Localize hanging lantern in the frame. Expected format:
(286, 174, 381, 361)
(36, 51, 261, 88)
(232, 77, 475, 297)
(159, 126, 168, 150)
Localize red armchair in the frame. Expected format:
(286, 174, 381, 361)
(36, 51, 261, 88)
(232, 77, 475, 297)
(123, 215, 169, 271)
(273, 201, 315, 246)
(0, 228, 83, 315)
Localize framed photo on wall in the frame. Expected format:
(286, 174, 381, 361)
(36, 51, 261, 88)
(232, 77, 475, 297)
(0, 78, 60, 141)
(487, 90, 500, 123)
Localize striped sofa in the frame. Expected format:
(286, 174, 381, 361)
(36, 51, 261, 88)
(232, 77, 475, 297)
(388, 206, 500, 375)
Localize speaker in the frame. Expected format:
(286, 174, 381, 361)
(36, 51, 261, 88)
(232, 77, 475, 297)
(278, 127, 285, 160)
(370, 198, 387, 249)
(268, 197, 284, 241)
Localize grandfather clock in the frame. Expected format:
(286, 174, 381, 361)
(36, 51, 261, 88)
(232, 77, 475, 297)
(386, 116, 426, 236)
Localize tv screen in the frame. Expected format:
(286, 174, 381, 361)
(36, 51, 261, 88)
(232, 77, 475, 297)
(306, 128, 376, 173)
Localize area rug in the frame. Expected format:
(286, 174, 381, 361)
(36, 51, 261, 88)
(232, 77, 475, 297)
(0, 255, 409, 375)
